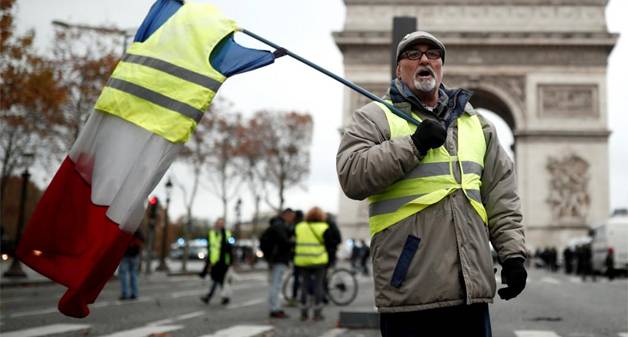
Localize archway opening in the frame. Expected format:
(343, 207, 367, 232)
(467, 88, 517, 160)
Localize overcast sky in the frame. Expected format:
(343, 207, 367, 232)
(15, 0, 628, 225)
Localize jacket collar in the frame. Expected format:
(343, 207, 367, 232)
(387, 79, 474, 127)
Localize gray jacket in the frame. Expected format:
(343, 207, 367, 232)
(336, 87, 526, 313)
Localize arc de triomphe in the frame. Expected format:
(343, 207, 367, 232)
(334, 0, 616, 250)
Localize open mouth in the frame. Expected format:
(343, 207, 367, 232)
(416, 68, 434, 79)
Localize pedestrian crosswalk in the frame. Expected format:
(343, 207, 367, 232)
(2, 322, 626, 337)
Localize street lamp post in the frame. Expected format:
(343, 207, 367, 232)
(3, 153, 35, 278)
(156, 178, 173, 272)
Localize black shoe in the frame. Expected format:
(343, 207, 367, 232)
(221, 298, 230, 305)
(270, 310, 289, 319)
(129, 295, 137, 300)
(118, 295, 128, 301)
(200, 295, 209, 304)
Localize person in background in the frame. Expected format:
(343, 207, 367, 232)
(294, 207, 329, 321)
(200, 218, 234, 305)
(118, 229, 144, 300)
(287, 209, 304, 307)
(322, 213, 342, 303)
(260, 208, 295, 318)
(359, 239, 371, 276)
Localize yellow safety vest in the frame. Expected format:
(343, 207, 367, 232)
(209, 229, 232, 265)
(94, 3, 237, 143)
(294, 221, 329, 267)
(368, 102, 488, 236)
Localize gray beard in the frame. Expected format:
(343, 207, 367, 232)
(414, 77, 436, 93)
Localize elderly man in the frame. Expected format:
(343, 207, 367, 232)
(336, 31, 527, 336)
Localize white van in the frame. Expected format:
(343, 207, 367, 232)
(591, 209, 628, 274)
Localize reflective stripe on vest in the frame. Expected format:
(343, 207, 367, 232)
(209, 229, 232, 265)
(94, 3, 236, 143)
(294, 221, 329, 267)
(368, 101, 488, 236)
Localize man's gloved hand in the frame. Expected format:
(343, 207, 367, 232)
(498, 257, 527, 300)
(411, 119, 447, 155)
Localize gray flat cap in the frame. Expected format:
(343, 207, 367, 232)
(396, 31, 446, 63)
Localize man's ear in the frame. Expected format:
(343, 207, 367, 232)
(395, 64, 401, 78)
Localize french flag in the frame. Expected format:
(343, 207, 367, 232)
(17, 111, 182, 318)
(15, 0, 277, 318)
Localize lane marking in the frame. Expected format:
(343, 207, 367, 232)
(2, 323, 90, 337)
(176, 310, 205, 320)
(540, 277, 560, 285)
(146, 310, 206, 326)
(170, 282, 264, 299)
(10, 307, 58, 318)
(618, 333, 628, 337)
(318, 328, 348, 337)
(97, 324, 182, 337)
(515, 331, 561, 337)
(197, 325, 274, 337)
(226, 298, 265, 310)
(10, 297, 152, 318)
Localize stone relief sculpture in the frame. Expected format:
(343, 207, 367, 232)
(546, 154, 590, 220)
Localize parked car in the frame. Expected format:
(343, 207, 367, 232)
(169, 238, 208, 260)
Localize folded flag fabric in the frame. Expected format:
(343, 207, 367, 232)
(17, 0, 276, 318)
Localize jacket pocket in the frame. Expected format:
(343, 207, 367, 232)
(390, 235, 421, 288)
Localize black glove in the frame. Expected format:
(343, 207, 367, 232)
(410, 119, 447, 155)
(498, 257, 527, 300)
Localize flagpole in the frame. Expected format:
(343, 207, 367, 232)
(239, 28, 420, 127)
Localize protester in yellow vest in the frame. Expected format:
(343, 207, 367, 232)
(336, 31, 527, 337)
(293, 207, 330, 321)
(200, 218, 233, 306)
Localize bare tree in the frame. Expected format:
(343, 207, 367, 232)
(48, 22, 119, 155)
(204, 110, 245, 222)
(0, 0, 66, 229)
(174, 100, 225, 271)
(237, 117, 267, 237)
(252, 110, 313, 211)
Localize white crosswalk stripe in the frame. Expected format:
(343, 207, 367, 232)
(540, 277, 560, 284)
(97, 324, 183, 337)
(618, 333, 628, 337)
(226, 298, 265, 310)
(317, 328, 348, 337)
(515, 330, 561, 337)
(1, 323, 90, 337)
(197, 325, 273, 337)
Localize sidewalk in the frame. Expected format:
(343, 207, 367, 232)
(0, 257, 267, 288)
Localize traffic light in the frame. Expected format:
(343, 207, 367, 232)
(148, 196, 159, 219)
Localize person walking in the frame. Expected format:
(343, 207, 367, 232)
(294, 207, 330, 321)
(336, 31, 527, 337)
(286, 209, 304, 307)
(358, 239, 370, 276)
(118, 229, 144, 300)
(200, 218, 234, 305)
(260, 208, 295, 319)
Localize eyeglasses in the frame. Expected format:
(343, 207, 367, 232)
(400, 49, 442, 61)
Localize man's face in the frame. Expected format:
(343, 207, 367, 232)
(214, 218, 225, 230)
(396, 43, 443, 101)
(282, 211, 295, 225)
